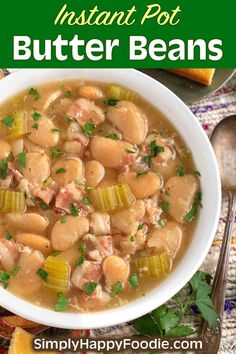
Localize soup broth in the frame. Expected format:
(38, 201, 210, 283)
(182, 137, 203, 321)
(0, 80, 200, 312)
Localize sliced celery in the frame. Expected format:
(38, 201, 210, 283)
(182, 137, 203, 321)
(107, 84, 137, 102)
(44, 256, 71, 292)
(7, 111, 27, 141)
(132, 252, 170, 277)
(0, 190, 25, 213)
(89, 184, 136, 212)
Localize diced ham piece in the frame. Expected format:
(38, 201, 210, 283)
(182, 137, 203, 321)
(83, 234, 113, 262)
(66, 98, 105, 126)
(0, 239, 19, 272)
(90, 212, 111, 235)
(71, 261, 102, 290)
(0, 172, 13, 190)
(36, 188, 55, 205)
(55, 182, 83, 213)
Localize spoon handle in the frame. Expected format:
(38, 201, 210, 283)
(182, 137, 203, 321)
(200, 191, 236, 352)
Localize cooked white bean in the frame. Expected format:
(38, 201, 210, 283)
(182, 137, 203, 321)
(0, 139, 11, 159)
(9, 250, 44, 296)
(0, 239, 19, 272)
(155, 157, 181, 181)
(5, 213, 48, 234)
(148, 222, 183, 259)
(51, 216, 89, 251)
(98, 168, 118, 188)
(79, 85, 104, 100)
(111, 200, 145, 235)
(107, 101, 147, 144)
(85, 160, 105, 187)
(27, 112, 59, 147)
(164, 175, 199, 223)
(10, 139, 23, 157)
(52, 157, 84, 187)
(118, 171, 161, 199)
(21, 152, 50, 187)
(90, 136, 138, 169)
(15, 233, 51, 253)
(103, 255, 130, 288)
(40, 88, 63, 111)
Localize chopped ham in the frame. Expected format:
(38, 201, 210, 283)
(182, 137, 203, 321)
(0, 239, 19, 272)
(144, 198, 162, 226)
(0, 172, 13, 189)
(90, 212, 111, 235)
(36, 188, 55, 205)
(66, 98, 105, 126)
(55, 182, 83, 213)
(69, 287, 110, 312)
(71, 261, 102, 290)
(83, 234, 113, 262)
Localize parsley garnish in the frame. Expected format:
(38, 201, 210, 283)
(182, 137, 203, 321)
(5, 232, 13, 240)
(60, 215, 67, 224)
(32, 123, 38, 129)
(130, 235, 135, 242)
(18, 152, 26, 168)
(70, 203, 79, 216)
(56, 168, 66, 174)
(75, 179, 85, 186)
(79, 243, 86, 253)
(0, 267, 21, 289)
(110, 281, 123, 297)
(32, 112, 41, 121)
(84, 282, 97, 295)
(82, 197, 91, 205)
(0, 159, 8, 180)
(106, 133, 119, 140)
(150, 140, 165, 157)
(184, 204, 197, 222)
(129, 273, 138, 289)
(161, 200, 170, 212)
(76, 255, 84, 266)
(65, 90, 72, 97)
(51, 148, 63, 160)
(136, 172, 148, 177)
(104, 98, 119, 106)
(194, 170, 201, 177)
(137, 224, 143, 231)
(143, 155, 152, 167)
(55, 292, 68, 312)
(1, 116, 14, 128)
(29, 88, 40, 101)
(36, 268, 48, 281)
(158, 219, 166, 228)
(176, 166, 185, 176)
(133, 271, 218, 336)
(82, 122, 95, 136)
(66, 116, 73, 124)
(39, 201, 49, 210)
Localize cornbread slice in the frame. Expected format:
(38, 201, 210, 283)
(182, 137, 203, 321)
(8, 327, 57, 354)
(166, 69, 215, 86)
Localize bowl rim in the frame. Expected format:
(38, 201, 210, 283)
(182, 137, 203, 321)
(0, 68, 221, 329)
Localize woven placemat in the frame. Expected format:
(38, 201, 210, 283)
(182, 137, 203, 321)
(0, 69, 235, 354)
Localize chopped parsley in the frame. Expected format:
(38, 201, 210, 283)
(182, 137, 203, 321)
(51, 128, 59, 133)
(82, 122, 95, 136)
(65, 90, 72, 97)
(70, 203, 79, 216)
(0, 267, 21, 288)
(56, 167, 66, 174)
(50, 251, 60, 257)
(184, 204, 197, 222)
(32, 112, 41, 121)
(158, 219, 166, 228)
(36, 268, 48, 281)
(110, 281, 123, 297)
(130, 235, 135, 242)
(75, 179, 85, 186)
(84, 282, 97, 295)
(66, 116, 73, 124)
(143, 155, 152, 168)
(32, 123, 39, 130)
(106, 133, 119, 140)
(78, 243, 86, 253)
(0, 159, 8, 180)
(76, 255, 84, 266)
(60, 215, 67, 224)
(39, 201, 49, 210)
(82, 197, 91, 205)
(150, 140, 165, 157)
(1, 116, 14, 128)
(136, 171, 148, 177)
(161, 200, 170, 212)
(18, 152, 26, 168)
(29, 87, 40, 101)
(126, 148, 137, 154)
(104, 98, 119, 106)
(51, 148, 63, 160)
(194, 170, 201, 177)
(137, 224, 143, 231)
(54, 292, 68, 312)
(5, 232, 13, 240)
(176, 166, 185, 176)
(129, 273, 138, 289)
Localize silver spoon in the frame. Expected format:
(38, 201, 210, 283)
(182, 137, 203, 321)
(200, 114, 236, 353)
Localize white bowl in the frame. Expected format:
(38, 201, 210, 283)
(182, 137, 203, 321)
(0, 69, 221, 329)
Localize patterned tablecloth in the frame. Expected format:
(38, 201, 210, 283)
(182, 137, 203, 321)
(0, 69, 235, 354)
